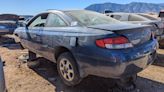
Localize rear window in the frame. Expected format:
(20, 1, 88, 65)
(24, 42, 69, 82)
(65, 10, 120, 26)
(111, 15, 122, 20)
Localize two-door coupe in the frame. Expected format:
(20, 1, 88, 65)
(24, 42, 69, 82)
(14, 10, 158, 86)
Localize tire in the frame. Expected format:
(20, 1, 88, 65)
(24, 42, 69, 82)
(57, 52, 82, 86)
(116, 75, 137, 92)
(27, 51, 39, 69)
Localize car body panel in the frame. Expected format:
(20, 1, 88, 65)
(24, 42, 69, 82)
(74, 39, 157, 78)
(15, 10, 158, 79)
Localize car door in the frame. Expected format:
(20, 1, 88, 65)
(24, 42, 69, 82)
(26, 13, 49, 54)
(40, 13, 69, 62)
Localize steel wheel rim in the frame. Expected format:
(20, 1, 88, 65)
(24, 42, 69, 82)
(59, 58, 74, 81)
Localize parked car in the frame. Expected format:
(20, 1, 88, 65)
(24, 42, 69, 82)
(0, 57, 6, 92)
(0, 14, 19, 36)
(106, 13, 164, 42)
(14, 10, 158, 86)
(158, 11, 164, 47)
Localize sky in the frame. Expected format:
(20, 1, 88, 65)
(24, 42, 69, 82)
(0, 0, 164, 15)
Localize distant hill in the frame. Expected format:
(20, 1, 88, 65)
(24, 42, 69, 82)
(85, 2, 164, 13)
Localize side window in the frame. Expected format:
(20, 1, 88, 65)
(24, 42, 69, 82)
(46, 14, 67, 27)
(112, 15, 121, 20)
(28, 13, 48, 27)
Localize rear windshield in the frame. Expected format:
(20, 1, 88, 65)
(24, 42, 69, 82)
(65, 10, 120, 26)
(139, 14, 157, 20)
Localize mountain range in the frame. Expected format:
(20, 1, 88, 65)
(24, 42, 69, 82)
(85, 2, 164, 13)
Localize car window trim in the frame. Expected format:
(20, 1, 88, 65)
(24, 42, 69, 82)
(27, 13, 49, 28)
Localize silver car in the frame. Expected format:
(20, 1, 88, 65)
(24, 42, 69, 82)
(0, 57, 6, 92)
(106, 13, 164, 41)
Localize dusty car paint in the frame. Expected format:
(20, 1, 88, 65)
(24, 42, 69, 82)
(15, 10, 158, 79)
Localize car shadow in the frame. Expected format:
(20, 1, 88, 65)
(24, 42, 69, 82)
(32, 58, 116, 92)
(31, 58, 164, 92)
(154, 53, 164, 67)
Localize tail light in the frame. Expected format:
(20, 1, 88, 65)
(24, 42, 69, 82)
(96, 36, 133, 49)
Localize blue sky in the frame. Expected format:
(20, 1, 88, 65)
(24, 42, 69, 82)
(0, 0, 164, 15)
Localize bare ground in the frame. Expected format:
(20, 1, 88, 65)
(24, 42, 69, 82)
(0, 35, 164, 92)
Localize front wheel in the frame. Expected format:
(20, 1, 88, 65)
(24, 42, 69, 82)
(57, 52, 82, 86)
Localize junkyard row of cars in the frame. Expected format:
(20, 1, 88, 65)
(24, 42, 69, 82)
(0, 14, 32, 36)
(0, 10, 164, 91)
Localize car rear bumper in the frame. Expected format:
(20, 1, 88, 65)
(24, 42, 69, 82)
(74, 39, 158, 78)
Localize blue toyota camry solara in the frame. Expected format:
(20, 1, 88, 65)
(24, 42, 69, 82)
(14, 10, 158, 86)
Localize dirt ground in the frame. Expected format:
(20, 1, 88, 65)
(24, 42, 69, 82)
(0, 35, 164, 92)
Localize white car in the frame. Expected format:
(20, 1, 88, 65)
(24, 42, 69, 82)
(106, 13, 164, 43)
(0, 57, 6, 92)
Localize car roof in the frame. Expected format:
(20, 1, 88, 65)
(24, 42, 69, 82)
(108, 12, 137, 16)
(43, 9, 95, 15)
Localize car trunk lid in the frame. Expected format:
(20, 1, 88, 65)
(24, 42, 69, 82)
(88, 23, 153, 46)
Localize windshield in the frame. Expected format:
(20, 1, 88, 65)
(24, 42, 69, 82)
(65, 10, 120, 26)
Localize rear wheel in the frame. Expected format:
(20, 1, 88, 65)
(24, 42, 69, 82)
(116, 75, 137, 92)
(57, 52, 82, 86)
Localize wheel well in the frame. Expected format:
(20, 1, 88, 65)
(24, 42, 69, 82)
(55, 47, 71, 60)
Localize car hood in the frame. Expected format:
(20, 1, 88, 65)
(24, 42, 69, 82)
(88, 23, 149, 31)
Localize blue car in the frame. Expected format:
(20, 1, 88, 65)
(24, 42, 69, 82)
(0, 14, 19, 36)
(14, 10, 158, 86)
